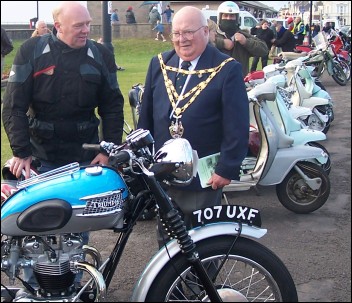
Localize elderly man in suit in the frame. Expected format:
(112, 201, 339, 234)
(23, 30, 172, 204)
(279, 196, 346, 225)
(137, 6, 249, 246)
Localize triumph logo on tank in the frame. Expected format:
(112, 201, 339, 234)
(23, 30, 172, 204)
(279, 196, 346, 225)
(78, 189, 125, 216)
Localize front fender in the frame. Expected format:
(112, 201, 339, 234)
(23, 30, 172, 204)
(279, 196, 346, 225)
(130, 222, 267, 302)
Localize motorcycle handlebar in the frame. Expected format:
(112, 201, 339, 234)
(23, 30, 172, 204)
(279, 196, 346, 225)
(108, 150, 131, 166)
(82, 142, 132, 166)
(82, 143, 101, 151)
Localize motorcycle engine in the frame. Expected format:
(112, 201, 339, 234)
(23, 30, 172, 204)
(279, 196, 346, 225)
(1, 234, 84, 298)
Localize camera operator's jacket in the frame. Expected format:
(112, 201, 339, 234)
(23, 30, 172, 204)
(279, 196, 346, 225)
(2, 33, 124, 165)
(215, 29, 268, 76)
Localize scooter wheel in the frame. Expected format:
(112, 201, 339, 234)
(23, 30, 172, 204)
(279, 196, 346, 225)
(276, 161, 330, 214)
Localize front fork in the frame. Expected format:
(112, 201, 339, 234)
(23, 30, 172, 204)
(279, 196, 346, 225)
(146, 174, 222, 301)
(294, 165, 322, 190)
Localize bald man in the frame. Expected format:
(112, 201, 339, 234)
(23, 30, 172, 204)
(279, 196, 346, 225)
(3, 0, 125, 286)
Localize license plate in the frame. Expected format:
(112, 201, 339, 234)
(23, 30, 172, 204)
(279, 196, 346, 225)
(192, 205, 261, 227)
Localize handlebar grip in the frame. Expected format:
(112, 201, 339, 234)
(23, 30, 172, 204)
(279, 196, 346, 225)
(108, 150, 131, 166)
(82, 143, 101, 151)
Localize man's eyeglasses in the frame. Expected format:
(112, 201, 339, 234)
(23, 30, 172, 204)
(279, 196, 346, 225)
(170, 26, 206, 41)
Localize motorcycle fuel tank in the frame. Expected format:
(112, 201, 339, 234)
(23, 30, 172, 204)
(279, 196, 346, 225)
(1, 165, 128, 236)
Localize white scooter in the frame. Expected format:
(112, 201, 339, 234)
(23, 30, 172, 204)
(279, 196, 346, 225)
(245, 61, 333, 134)
(269, 85, 331, 174)
(245, 79, 331, 175)
(223, 82, 331, 214)
(284, 59, 334, 133)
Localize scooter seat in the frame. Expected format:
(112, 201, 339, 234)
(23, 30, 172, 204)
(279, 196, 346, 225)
(278, 52, 308, 61)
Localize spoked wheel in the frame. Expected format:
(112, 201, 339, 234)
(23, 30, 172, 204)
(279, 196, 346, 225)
(276, 161, 330, 214)
(337, 59, 351, 81)
(146, 236, 298, 302)
(331, 61, 348, 86)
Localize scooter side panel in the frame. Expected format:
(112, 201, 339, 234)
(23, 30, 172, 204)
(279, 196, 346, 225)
(290, 128, 326, 146)
(259, 145, 326, 185)
(302, 96, 329, 109)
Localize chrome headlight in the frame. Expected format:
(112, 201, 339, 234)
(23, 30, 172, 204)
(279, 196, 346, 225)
(154, 138, 194, 186)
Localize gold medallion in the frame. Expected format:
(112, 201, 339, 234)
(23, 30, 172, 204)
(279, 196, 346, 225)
(169, 119, 184, 138)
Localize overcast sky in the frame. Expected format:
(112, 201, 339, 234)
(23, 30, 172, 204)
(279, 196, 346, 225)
(1, 1, 289, 24)
(260, 1, 289, 11)
(1, 1, 86, 24)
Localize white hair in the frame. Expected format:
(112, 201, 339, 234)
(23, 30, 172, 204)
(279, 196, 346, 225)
(35, 20, 47, 29)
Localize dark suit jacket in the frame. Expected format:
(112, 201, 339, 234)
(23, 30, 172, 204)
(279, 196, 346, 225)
(138, 45, 249, 190)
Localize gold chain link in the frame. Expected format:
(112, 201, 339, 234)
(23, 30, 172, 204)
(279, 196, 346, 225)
(158, 53, 234, 117)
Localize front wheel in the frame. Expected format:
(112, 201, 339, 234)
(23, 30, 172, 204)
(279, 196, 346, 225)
(145, 236, 298, 302)
(331, 61, 348, 86)
(276, 161, 330, 213)
(336, 59, 351, 81)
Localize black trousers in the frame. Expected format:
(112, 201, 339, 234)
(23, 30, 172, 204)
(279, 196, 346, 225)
(157, 187, 222, 248)
(250, 55, 269, 72)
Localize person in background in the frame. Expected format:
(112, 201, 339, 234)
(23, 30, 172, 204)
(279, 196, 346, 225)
(153, 20, 167, 42)
(214, 1, 268, 76)
(312, 22, 321, 37)
(126, 6, 137, 24)
(31, 20, 51, 37)
(271, 23, 296, 52)
(1, 27, 13, 79)
(287, 17, 294, 32)
(137, 6, 249, 246)
(207, 18, 218, 46)
(291, 16, 306, 45)
(322, 22, 332, 34)
(270, 19, 278, 38)
(149, 6, 161, 27)
(250, 19, 273, 72)
(161, 4, 174, 24)
(110, 8, 120, 25)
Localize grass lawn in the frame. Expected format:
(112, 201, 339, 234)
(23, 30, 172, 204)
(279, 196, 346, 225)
(1, 38, 271, 171)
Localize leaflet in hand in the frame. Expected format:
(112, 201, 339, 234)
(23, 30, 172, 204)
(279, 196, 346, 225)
(197, 152, 220, 188)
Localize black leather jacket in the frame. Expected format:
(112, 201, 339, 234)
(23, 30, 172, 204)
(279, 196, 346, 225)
(2, 33, 124, 165)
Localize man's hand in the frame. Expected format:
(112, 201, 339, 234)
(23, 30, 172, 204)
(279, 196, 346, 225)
(234, 32, 246, 45)
(207, 173, 231, 190)
(90, 153, 109, 165)
(9, 156, 32, 179)
(223, 38, 234, 50)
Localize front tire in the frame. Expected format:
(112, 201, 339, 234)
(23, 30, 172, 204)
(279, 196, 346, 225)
(336, 59, 351, 81)
(331, 61, 348, 86)
(145, 236, 298, 302)
(276, 161, 330, 213)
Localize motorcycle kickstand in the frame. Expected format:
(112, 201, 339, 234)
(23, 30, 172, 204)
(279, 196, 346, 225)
(252, 185, 262, 196)
(222, 192, 229, 205)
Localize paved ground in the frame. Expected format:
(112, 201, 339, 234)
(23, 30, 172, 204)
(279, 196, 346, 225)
(88, 72, 351, 302)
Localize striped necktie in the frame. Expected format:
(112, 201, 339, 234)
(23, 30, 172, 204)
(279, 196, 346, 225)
(175, 61, 191, 94)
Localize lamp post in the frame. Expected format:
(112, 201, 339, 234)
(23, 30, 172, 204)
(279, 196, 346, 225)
(101, 1, 113, 54)
(309, 1, 313, 45)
